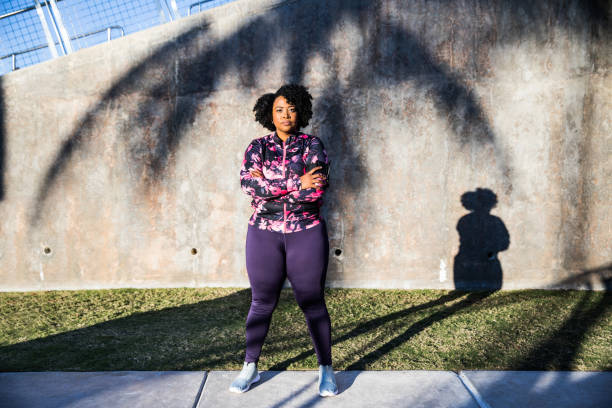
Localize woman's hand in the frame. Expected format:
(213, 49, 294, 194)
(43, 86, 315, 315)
(250, 167, 327, 190)
(300, 166, 326, 190)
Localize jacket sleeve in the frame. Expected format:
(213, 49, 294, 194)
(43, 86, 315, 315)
(240, 139, 302, 200)
(279, 136, 330, 204)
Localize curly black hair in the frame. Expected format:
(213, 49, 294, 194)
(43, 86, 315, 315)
(253, 84, 313, 131)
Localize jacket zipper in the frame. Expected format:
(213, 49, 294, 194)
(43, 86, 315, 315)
(282, 139, 287, 233)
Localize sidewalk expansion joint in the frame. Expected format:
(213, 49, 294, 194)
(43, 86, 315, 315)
(456, 371, 492, 408)
(192, 372, 208, 408)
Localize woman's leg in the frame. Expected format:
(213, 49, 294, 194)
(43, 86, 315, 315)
(244, 225, 286, 363)
(285, 221, 332, 366)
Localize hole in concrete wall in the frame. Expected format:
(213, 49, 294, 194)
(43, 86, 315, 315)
(43, 247, 51, 255)
(191, 248, 198, 255)
(334, 248, 342, 257)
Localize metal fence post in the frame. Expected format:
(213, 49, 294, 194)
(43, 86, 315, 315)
(33, 0, 59, 58)
(47, 0, 73, 53)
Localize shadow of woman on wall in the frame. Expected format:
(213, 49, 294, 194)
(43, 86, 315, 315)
(454, 188, 510, 290)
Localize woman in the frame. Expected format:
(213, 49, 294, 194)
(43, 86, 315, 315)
(230, 84, 337, 397)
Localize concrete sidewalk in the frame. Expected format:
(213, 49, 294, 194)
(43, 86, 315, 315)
(0, 370, 610, 408)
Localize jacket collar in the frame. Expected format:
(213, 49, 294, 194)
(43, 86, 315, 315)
(272, 131, 299, 146)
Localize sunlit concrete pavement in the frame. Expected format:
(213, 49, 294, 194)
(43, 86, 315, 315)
(0, 370, 610, 408)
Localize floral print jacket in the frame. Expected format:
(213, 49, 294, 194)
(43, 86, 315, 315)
(240, 132, 330, 233)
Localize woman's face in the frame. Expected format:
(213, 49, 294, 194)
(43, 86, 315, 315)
(272, 96, 298, 135)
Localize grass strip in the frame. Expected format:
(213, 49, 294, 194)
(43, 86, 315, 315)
(0, 288, 610, 371)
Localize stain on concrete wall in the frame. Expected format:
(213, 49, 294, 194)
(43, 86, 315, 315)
(0, 0, 609, 290)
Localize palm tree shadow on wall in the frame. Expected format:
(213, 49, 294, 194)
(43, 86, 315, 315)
(25, 0, 510, 288)
(23, 0, 608, 257)
(454, 188, 509, 290)
(26, 1, 608, 282)
(28, 0, 527, 224)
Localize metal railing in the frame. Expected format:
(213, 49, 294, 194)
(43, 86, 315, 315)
(0, 0, 67, 20)
(188, 0, 214, 16)
(0, 0, 238, 75)
(0, 25, 125, 71)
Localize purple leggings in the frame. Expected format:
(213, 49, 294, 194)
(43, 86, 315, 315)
(244, 220, 332, 366)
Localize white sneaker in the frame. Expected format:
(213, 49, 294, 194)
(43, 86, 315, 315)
(318, 365, 338, 397)
(229, 361, 260, 393)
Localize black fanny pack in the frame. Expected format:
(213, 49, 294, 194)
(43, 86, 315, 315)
(258, 201, 319, 219)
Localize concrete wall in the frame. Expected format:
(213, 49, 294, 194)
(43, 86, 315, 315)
(0, 0, 610, 291)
